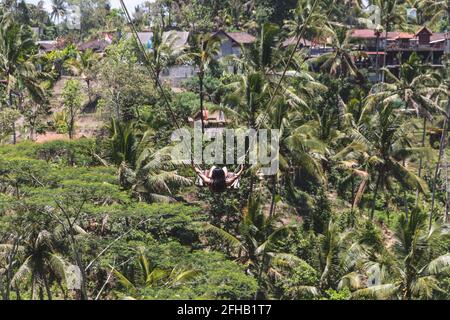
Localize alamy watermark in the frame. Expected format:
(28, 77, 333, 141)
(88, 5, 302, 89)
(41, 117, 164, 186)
(170, 122, 280, 176)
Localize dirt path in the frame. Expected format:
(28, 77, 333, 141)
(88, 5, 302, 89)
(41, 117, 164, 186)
(381, 223, 397, 250)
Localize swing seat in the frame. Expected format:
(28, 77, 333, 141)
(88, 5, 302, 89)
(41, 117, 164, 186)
(195, 174, 241, 190)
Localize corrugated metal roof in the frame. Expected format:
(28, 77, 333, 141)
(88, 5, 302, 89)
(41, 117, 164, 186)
(226, 32, 256, 44)
(126, 31, 189, 49)
(282, 36, 312, 47)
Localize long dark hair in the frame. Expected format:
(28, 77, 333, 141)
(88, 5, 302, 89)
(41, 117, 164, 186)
(211, 168, 226, 193)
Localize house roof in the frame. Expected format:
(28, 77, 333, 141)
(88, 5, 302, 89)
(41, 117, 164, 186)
(189, 110, 228, 124)
(430, 32, 447, 43)
(125, 31, 190, 50)
(37, 40, 57, 52)
(415, 26, 433, 36)
(227, 32, 256, 44)
(171, 31, 190, 49)
(212, 30, 256, 45)
(282, 36, 312, 47)
(78, 39, 110, 52)
(387, 32, 414, 40)
(351, 29, 429, 40)
(351, 29, 385, 39)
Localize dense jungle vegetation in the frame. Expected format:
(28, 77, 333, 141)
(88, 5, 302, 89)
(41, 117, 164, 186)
(0, 0, 449, 300)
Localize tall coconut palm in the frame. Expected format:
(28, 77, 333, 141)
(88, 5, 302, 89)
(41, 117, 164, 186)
(109, 119, 192, 202)
(357, 101, 429, 219)
(367, 0, 406, 81)
(284, 0, 327, 44)
(366, 54, 445, 205)
(313, 25, 362, 80)
(419, 0, 450, 229)
(312, 25, 364, 129)
(185, 34, 220, 133)
(353, 211, 450, 300)
(204, 195, 296, 299)
(50, 0, 67, 24)
(67, 49, 99, 104)
(0, 13, 45, 144)
(10, 229, 75, 300)
(147, 27, 186, 82)
(266, 220, 368, 299)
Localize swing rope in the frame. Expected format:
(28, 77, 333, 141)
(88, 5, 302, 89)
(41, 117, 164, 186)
(119, 0, 328, 184)
(254, 0, 322, 134)
(119, 0, 183, 132)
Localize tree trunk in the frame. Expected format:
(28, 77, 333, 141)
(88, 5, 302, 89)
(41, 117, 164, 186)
(69, 112, 75, 140)
(8, 91, 17, 145)
(430, 3, 450, 229)
(254, 255, 268, 300)
(269, 175, 277, 218)
(69, 234, 88, 300)
(444, 153, 450, 223)
(415, 117, 427, 205)
(43, 276, 52, 300)
(14, 282, 20, 300)
(86, 79, 92, 105)
(375, 33, 380, 82)
(371, 173, 381, 220)
(12, 122, 17, 144)
(199, 71, 205, 134)
(30, 275, 35, 300)
(382, 24, 389, 83)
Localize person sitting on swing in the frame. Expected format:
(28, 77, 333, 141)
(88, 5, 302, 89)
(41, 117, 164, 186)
(194, 164, 245, 193)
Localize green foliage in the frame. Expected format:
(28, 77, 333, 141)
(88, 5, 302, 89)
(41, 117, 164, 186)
(277, 260, 319, 299)
(1, 0, 450, 302)
(322, 287, 352, 300)
(0, 108, 20, 142)
(61, 79, 83, 139)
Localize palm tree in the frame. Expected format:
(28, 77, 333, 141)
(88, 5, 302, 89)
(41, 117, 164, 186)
(0, 13, 45, 144)
(358, 101, 429, 220)
(147, 27, 186, 82)
(242, 22, 281, 77)
(420, 0, 450, 229)
(365, 54, 445, 203)
(270, 220, 368, 299)
(50, 0, 67, 24)
(109, 119, 192, 202)
(313, 26, 362, 80)
(112, 247, 199, 299)
(284, 0, 327, 46)
(185, 34, 220, 133)
(421, 0, 450, 26)
(204, 195, 295, 299)
(354, 210, 450, 300)
(9, 229, 75, 300)
(367, 0, 406, 81)
(223, 23, 283, 200)
(303, 220, 366, 296)
(312, 25, 364, 129)
(67, 49, 99, 104)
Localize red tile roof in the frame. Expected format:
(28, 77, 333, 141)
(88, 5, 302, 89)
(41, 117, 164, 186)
(351, 29, 384, 39)
(415, 26, 433, 36)
(386, 32, 414, 40)
(430, 32, 447, 42)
